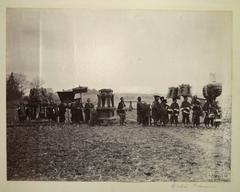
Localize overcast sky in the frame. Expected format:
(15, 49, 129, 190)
(6, 9, 232, 95)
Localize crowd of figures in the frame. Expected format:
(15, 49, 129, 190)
(117, 95, 222, 128)
(17, 95, 222, 128)
(17, 98, 96, 124)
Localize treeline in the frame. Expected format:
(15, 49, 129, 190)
(6, 72, 102, 104)
(6, 72, 59, 103)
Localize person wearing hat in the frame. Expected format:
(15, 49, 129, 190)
(191, 96, 203, 127)
(203, 99, 217, 128)
(160, 96, 164, 102)
(152, 95, 161, 126)
(159, 96, 165, 122)
(181, 96, 191, 126)
(137, 96, 143, 124)
(75, 98, 84, 123)
(84, 98, 94, 124)
(117, 97, 126, 125)
(160, 99, 169, 126)
(169, 98, 180, 126)
(71, 100, 77, 123)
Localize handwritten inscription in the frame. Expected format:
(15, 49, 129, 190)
(171, 183, 215, 189)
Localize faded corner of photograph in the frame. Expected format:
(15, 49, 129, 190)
(6, 8, 231, 182)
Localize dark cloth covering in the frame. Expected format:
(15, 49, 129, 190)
(58, 103, 66, 123)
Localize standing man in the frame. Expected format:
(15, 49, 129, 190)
(169, 98, 180, 126)
(47, 102, 54, 121)
(141, 102, 151, 126)
(213, 101, 221, 128)
(181, 96, 191, 126)
(52, 103, 58, 122)
(65, 102, 72, 123)
(203, 99, 216, 128)
(117, 97, 126, 126)
(159, 96, 165, 123)
(137, 96, 143, 124)
(71, 101, 76, 123)
(191, 96, 203, 127)
(160, 99, 169, 126)
(203, 100, 211, 127)
(152, 95, 161, 126)
(84, 98, 94, 124)
(58, 101, 66, 123)
(75, 98, 84, 123)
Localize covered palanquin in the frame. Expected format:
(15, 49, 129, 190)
(57, 91, 75, 103)
(57, 86, 88, 103)
(202, 83, 222, 101)
(167, 84, 192, 99)
(179, 84, 192, 97)
(96, 89, 116, 125)
(167, 87, 180, 99)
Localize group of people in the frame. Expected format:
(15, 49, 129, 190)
(133, 95, 222, 128)
(17, 95, 222, 128)
(17, 98, 95, 124)
(56, 98, 94, 123)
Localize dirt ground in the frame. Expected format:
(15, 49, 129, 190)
(7, 116, 231, 182)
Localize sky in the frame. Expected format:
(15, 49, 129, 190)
(6, 9, 232, 95)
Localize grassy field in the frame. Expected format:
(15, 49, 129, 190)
(7, 110, 231, 182)
(7, 93, 231, 181)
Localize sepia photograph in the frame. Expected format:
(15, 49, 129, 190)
(6, 8, 232, 182)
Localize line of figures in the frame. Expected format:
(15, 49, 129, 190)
(17, 98, 96, 124)
(17, 95, 222, 128)
(117, 95, 222, 128)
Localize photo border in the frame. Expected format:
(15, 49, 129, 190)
(1, 0, 240, 191)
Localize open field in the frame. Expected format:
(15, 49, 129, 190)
(7, 96, 231, 181)
(7, 119, 231, 182)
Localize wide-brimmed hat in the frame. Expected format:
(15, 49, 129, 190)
(154, 95, 160, 98)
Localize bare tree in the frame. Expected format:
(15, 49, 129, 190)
(30, 77, 45, 89)
(14, 73, 29, 94)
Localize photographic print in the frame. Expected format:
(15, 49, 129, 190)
(6, 9, 231, 182)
